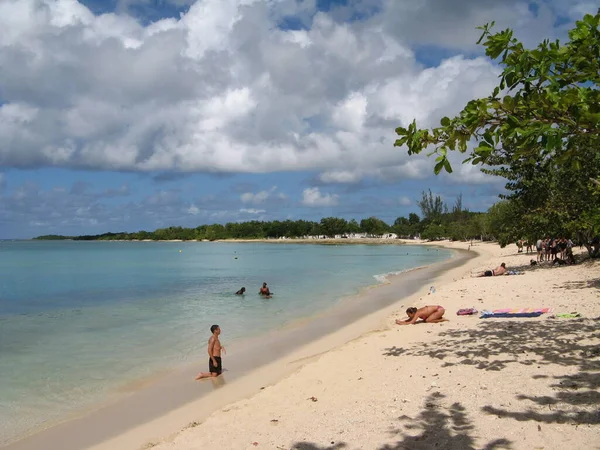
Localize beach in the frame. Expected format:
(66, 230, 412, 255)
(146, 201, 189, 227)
(5, 240, 600, 450)
(96, 240, 599, 450)
(1, 241, 456, 449)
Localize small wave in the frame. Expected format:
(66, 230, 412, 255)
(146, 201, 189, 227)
(373, 266, 427, 284)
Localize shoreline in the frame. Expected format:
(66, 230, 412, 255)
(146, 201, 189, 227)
(141, 240, 600, 450)
(26, 238, 427, 245)
(3, 243, 470, 450)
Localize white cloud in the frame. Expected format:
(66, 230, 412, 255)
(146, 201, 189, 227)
(302, 187, 339, 207)
(240, 190, 269, 204)
(331, 92, 368, 131)
(240, 186, 286, 204)
(239, 208, 266, 214)
(399, 196, 411, 206)
(380, 0, 559, 50)
(318, 170, 363, 184)
(0, 0, 579, 185)
(187, 204, 200, 215)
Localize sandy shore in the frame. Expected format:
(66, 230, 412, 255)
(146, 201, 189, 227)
(6, 240, 599, 450)
(116, 240, 598, 450)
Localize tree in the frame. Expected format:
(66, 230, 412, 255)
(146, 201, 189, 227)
(421, 223, 446, 241)
(395, 11, 600, 175)
(417, 190, 447, 224)
(394, 11, 600, 257)
(452, 194, 463, 216)
(408, 213, 420, 225)
(347, 219, 361, 234)
(392, 216, 413, 238)
(320, 217, 348, 237)
(360, 217, 390, 236)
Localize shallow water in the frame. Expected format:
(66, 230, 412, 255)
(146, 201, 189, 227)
(0, 240, 450, 444)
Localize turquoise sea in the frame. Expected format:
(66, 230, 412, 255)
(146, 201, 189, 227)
(0, 240, 451, 444)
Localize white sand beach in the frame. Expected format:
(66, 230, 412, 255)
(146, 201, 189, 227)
(77, 240, 599, 450)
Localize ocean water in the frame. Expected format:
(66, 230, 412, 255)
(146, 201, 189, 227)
(0, 240, 451, 444)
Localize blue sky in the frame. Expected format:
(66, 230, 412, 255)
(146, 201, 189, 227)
(0, 0, 595, 238)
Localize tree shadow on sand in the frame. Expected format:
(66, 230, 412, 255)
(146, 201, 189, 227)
(384, 319, 600, 426)
(291, 392, 511, 450)
(557, 278, 600, 291)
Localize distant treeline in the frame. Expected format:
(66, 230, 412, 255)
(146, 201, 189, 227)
(34, 192, 496, 242)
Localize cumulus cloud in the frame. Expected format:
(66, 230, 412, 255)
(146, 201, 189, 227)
(302, 187, 339, 207)
(399, 196, 411, 206)
(318, 170, 364, 184)
(239, 208, 266, 214)
(379, 0, 561, 50)
(187, 204, 200, 215)
(0, 0, 570, 184)
(240, 186, 286, 204)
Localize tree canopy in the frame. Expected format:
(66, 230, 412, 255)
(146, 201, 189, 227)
(34, 193, 493, 244)
(394, 11, 600, 175)
(394, 11, 600, 257)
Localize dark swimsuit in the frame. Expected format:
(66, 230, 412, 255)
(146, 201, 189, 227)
(209, 356, 222, 375)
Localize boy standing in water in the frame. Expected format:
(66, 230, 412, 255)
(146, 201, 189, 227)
(195, 324, 225, 379)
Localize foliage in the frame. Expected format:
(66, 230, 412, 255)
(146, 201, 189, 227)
(320, 217, 349, 237)
(417, 190, 448, 224)
(394, 11, 600, 174)
(33, 205, 491, 243)
(32, 234, 70, 240)
(359, 216, 390, 236)
(394, 11, 600, 256)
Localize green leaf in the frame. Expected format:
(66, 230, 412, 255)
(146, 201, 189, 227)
(483, 131, 494, 146)
(440, 117, 450, 126)
(443, 159, 453, 173)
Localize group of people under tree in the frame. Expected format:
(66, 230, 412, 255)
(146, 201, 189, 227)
(517, 237, 577, 265)
(529, 237, 576, 265)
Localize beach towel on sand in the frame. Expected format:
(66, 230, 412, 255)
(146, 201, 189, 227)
(492, 308, 551, 314)
(479, 308, 550, 318)
(481, 312, 544, 318)
(553, 312, 581, 318)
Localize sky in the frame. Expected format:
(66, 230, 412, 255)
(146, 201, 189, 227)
(0, 0, 597, 238)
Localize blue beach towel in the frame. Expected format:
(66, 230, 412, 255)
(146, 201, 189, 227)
(480, 312, 544, 319)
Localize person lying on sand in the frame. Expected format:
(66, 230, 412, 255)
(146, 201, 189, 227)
(395, 305, 447, 325)
(475, 263, 506, 277)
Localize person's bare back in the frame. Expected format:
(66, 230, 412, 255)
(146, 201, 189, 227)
(474, 262, 507, 277)
(396, 305, 446, 325)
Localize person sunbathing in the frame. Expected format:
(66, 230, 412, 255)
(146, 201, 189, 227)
(475, 263, 506, 277)
(395, 305, 446, 325)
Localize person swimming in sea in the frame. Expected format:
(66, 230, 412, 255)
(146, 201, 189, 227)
(395, 305, 447, 325)
(259, 282, 272, 298)
(235, 287, 246, 295)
